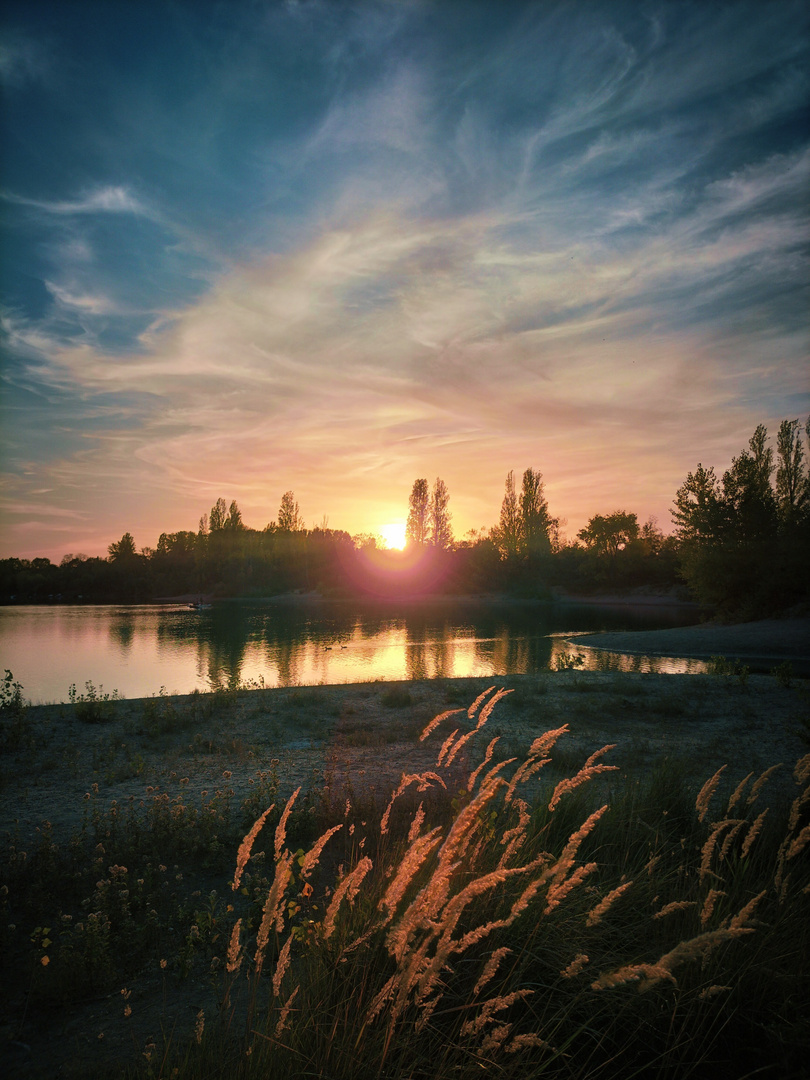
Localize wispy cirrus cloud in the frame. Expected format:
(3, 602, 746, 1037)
(1, 184, 148, 217)
(0, 0, 807, 558)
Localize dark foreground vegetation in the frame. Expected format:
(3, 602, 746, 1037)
(2, 416, 809, 617)
(1, 678, 808, 1079)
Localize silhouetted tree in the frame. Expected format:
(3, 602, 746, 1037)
(224, 500, 244, 530)
(278, 491, 303, 532)
(776, 418, 808, 524)
(493, 471, 520, 559)
(209, 498, 227, 532)
(672, 464, 724, 545)
(672, 422, 809, 616)
(406, 479, 429, 546)
(519, 468, 554, 557)
(107, 532, 137, 561)
(429, 478, 453, 548)
(578, 512, 640, 558)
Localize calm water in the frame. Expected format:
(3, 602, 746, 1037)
(1, 600, 708, 704)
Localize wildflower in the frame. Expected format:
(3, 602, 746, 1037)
(124, 1005, 132, 1018)
(160, 958, 167, 970)
(195, 1009, 204, 1045)
(41, 956, 49, 966)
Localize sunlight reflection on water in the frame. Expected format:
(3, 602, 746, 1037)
(1, 602, 709, 703)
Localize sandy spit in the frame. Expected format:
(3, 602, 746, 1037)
(574, 617, 810, 664)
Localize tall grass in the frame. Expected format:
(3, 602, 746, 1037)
(173, 688, 809, 1079)
(2, 684, 808, 1079)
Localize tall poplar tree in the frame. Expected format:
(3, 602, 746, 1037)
(406, 479, 430, 546)
(776, 417, 808, 523)
(495, 471, 520, 558)
(519, 468, 553, 556)
(429, 478, 453, 548)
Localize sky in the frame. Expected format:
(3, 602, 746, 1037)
(1, 0, 808, 561)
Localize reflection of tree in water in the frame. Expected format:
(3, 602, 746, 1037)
(202, 609, 248, 690)
(109, 613, 136, 651)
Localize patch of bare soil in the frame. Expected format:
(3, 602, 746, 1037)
(1, 673, 808, 1077)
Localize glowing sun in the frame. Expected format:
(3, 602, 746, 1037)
(380, 521, 407, 550)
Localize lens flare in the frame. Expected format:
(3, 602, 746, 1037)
(380, 522, 407, 550)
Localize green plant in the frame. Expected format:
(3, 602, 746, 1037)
(771, 660, 794, 688)
(380, 684, 413, 708)
(707, 655, 750, 688)
(68, 680, 120, 723)
(1, 669, 25, 715)
(0, 670, 31, 752)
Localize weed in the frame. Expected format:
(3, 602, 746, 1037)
(68, 680, 120, 723)
(707, 655, 751, 688)
(381, 685, 413, 708)
(771, 660, 794, 689)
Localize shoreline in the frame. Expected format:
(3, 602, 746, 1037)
(147, 588, 703, 609)
(4, 667, 808, 848)
(573, 616, 810, 665)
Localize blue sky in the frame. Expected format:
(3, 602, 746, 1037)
(1, 0, 808, 559)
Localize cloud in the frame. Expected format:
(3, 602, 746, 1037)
(44, 282, 125, 317)
(1, 0, 807, 558)
(2, 185, 148, 216)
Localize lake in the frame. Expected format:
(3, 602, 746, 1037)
(1, 599, 709, 704)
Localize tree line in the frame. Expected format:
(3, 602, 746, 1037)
(2, 418, 807, 613)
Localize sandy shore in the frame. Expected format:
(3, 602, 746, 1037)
(3, 666, 808, 848)
(573, 617, 810, 665)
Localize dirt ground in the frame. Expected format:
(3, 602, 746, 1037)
(3, 666, 809, 845)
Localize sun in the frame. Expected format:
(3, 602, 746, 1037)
(379, 521, 407, 550)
